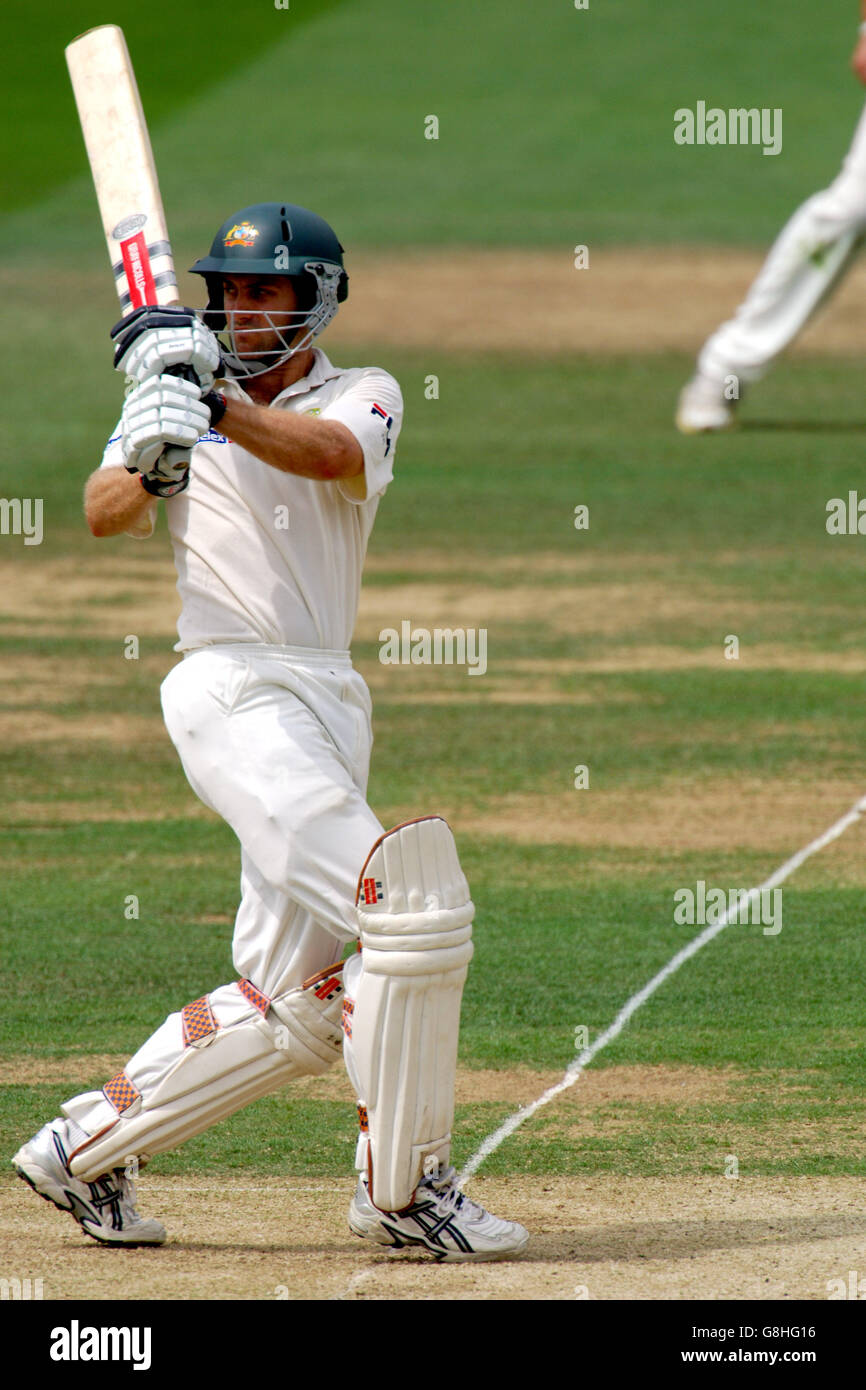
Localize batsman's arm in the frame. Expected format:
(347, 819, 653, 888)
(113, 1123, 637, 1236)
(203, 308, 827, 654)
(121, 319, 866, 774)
(84, 467, 156, 538)
(216, 397, 363, 482)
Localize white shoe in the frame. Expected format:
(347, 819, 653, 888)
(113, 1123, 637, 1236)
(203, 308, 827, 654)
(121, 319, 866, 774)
(12, 1118, 166, 1247)
(348, 1166, 529, 1262)
(675, 373, 737, 433)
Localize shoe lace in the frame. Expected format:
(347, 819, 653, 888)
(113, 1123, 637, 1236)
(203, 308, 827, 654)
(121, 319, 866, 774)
(87, 1168, 140, 1223)
(423, 1166, 485, 1221)
(81, 1168, 133, 1228)
(112, 1167, 139, 1213)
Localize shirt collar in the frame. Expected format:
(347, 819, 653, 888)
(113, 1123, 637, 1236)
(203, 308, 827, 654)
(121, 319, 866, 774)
(220, 348, 342, 406)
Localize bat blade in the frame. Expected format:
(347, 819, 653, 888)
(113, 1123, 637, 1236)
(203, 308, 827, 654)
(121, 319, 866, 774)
(65, 24, 178, 316)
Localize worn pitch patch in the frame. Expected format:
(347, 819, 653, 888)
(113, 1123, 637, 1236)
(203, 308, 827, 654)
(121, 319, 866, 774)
(0, 1057, 743, 1104)
(1, 1173, 865, 1300)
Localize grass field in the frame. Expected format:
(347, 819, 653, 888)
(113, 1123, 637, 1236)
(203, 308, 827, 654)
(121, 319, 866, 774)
(1, 0, 862, 258)
(3, 0, 866, 1304)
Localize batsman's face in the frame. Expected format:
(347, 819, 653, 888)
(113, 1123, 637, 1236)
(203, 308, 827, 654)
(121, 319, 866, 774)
(221, 275, 304, 358)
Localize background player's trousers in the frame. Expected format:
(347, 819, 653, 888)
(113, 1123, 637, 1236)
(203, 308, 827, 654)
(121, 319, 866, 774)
(698, 100, 866, 385)
(63, 644, 383, 1139)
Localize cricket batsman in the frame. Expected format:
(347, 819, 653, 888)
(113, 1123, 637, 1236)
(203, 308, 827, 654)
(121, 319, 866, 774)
(12, 202, 528, 1262)
(676, 11, 866, 431)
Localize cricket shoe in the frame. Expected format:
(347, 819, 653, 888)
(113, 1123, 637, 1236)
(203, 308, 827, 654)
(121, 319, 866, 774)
(348, 1166, 529, 1262)
(675, 372, 737, 433)
(12, 1118, 166, 1247)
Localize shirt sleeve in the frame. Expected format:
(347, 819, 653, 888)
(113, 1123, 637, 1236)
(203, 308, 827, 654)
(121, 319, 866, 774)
(319, 368, 403, 505)
(97, 421, 158, 539)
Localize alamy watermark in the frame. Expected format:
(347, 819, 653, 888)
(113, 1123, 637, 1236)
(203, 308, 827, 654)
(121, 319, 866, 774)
(673, 880, 782, 935)
(827, 1270, 866, 1299)
(379, 621, 487, 676)
(50, 1322, 151, 1370)
(0, 497, 42, 545)
(0, 1276, 43, 1300)
(826, 491, 866, 534)
(674, 102, 782, 157)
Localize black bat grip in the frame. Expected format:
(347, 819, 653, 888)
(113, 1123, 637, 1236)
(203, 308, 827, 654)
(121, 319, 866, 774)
(164, 363, 201, 386)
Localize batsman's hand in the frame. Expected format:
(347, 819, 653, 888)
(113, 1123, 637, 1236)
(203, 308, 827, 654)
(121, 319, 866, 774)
(112, 305, 222, 389)
(121, 373, 211, 496)
(853, 33, 866, 86)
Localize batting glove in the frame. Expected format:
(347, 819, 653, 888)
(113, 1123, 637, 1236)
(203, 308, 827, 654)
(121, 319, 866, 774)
(121, 373, 211, 495)
(112, 306, 222, 389)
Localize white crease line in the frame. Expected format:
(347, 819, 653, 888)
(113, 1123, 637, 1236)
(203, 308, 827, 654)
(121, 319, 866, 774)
(2, 1183, 346, 1197)
(459, 794, 866, 1184)
(137, 1184, 344, 1194)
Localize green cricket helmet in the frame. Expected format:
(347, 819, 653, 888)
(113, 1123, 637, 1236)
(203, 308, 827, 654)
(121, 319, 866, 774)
(189, 202, 348, 377)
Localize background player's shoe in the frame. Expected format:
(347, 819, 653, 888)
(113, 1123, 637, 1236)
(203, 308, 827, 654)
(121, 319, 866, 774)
(675, 373, 737, 433)
(348, 1165, 529, 1262)
(12, 1118, 166, 1247)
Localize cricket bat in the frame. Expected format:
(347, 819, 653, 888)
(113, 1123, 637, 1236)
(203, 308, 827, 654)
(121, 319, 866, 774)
(66, 24, 195, 492)
(65, 24, 179, 317)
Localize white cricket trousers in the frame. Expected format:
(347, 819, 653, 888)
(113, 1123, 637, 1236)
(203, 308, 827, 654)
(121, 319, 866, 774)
(698, 100, 866, 384)
(63, 644, 383, 1137)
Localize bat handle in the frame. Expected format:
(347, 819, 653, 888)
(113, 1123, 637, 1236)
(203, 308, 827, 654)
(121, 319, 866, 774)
(161, 446, 192, 468)
(164, 363, 201, 386)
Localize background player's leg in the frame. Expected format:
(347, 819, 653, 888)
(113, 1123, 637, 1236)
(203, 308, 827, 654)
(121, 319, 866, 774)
(697, 201, 864, 385)
(677, 101, 866, 431)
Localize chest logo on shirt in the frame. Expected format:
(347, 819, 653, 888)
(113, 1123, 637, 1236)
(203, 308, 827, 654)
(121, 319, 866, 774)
(224, 222, 260, 248)
(371, 402, 393, 457)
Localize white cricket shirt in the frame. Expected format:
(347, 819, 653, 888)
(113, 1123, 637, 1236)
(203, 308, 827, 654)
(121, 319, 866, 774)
(99, 349, 402, 652)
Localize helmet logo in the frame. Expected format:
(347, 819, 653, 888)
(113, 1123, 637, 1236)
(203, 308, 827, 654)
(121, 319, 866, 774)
(224, 222, 260, 248)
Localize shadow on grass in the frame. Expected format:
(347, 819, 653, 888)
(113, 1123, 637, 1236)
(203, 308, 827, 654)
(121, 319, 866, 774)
(739, 420, 866, 434)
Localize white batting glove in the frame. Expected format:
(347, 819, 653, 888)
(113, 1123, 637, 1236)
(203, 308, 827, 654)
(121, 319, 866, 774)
(121, 374, 211, 493)
(112, 307, 222, 389)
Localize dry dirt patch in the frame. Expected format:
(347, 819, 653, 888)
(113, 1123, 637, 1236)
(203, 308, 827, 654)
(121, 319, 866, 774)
(448, 777, 866, 857)
(4, 1061, 860, 1299)
(0, 799, 216, 827)
(3, 553, 739, 646)
(0, 712, 165, 745)
(0, 1056, 130, 1086)
(2, 550, 846, 661)
(514, 646, 866, 674)
(1, 1173, 863, 1300)
(0, 1059, 740, 1107)
(326, 247, 866, 356)
(12, 249, 866, 355)
(353, 576, 780, 643)
(0, 553, 179, 641)
(0, 651, 171, 693)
